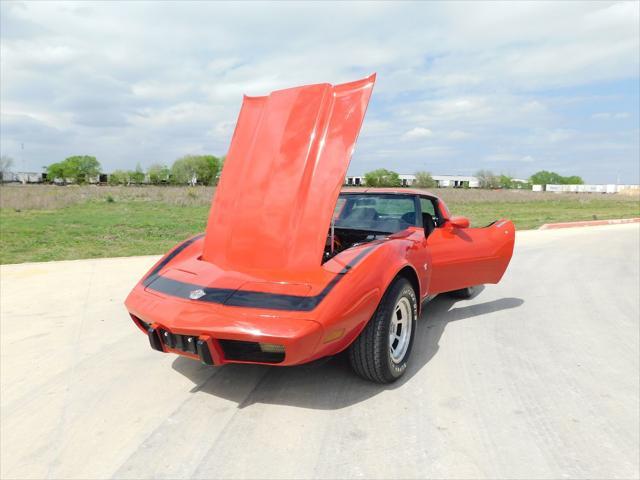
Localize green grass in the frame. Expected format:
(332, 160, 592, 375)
(0, 201, 208, 264)
(451, 197, 640, 230)
(0, 188, 638, 264)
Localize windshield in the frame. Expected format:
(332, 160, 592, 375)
(333, 194, 418, 233)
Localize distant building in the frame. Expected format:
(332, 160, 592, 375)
(399, 174, 415, 187)
(1, 171, 45, 184)
(536, 184, 640, 194)
(345, 175, 365, 186)
(432, 175, 479, 188)
(345, 174, 479, 188)
(0, 172, 108, 184)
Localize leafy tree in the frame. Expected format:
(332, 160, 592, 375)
(46, 162, 67, 184)
(46, 155, 101, 184)
(129, 163, 145, 185)
(529, 170, 562, 185)
(414, 171, 437, 188)
(66, 155, 101, 183)
(498, 174, 514, 189)
(171, 155, 221, 185)
(147, 164, 170, 184)
(108, 170, 129, 185)
(474, 169, 500, 189)
(529, 170, 584, 185)
(204, 155, 221, 184)
(0, 155, 14, 180)
(563, 175, 584, 185)
(213, 156, 226, 184)
(364, 168, 401, 187)
(511, 179, 531, 190)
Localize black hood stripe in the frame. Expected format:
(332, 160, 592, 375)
(143, 234, 205, 287)
(144, 244, 376, 312)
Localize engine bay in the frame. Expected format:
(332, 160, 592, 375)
(323, 228, 388, 263)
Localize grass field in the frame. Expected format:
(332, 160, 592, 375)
(1, 185, 638, 264)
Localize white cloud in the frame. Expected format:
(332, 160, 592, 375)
(485, 153, 518, 162)
(446, 130, 472, 140)
(547, 129, 577, 143)
(485, 153, 535, 163)
(403, 127, 433, 140)
(591, 112, 631, 119)
(0, 0, 638, 182)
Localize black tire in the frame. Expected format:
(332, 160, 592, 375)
(446, 285, 478, 299)
(348, 277, 417, 383)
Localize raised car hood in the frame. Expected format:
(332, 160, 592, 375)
(202, 74, 376, 272)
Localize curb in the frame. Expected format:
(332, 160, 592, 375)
(539, 218, 640, 230)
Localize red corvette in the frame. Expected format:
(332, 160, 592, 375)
(125, 74, 515, 383)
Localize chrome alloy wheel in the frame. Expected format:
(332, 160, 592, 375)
(389, 296, 413, 364)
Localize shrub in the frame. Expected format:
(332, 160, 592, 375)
(364, 168, 402, 187)
(129, 163, 145, 185)
(171, 155, 221, 185)
(46, 155, 101, 184)
(474, 169, 500, 189)
(414, 171, 437, 188)
(148, 164, 170, 184)
(530, 170, 584, 185)
(108, 170, 129, 185)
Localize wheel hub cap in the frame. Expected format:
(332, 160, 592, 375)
(389, 297, 412, 364)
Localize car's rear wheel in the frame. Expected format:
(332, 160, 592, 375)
(348, 277, 417, 383)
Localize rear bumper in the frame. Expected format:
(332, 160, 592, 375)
(125, 286, 325, 366)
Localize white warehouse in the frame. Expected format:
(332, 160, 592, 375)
(344, 174, 479, 188)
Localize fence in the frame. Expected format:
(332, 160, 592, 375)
(535, 184, 640, 194)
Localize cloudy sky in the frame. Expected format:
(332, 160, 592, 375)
(1, 1, 639, 183)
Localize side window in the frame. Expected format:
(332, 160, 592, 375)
(420, 197, 441, 227)
(420, 198, 435, 216)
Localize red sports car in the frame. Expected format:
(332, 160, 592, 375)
(125, 74, 515, 383)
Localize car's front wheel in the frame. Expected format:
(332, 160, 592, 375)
(348, 277, 417, 383)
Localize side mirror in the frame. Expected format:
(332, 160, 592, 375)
(448, 216, 470, 229)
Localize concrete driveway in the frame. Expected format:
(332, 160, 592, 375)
(1, 224, 638, 479)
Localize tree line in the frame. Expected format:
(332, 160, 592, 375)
(43, 155, 223, 185)
(9, 153, 585, 189)
(108, 155, 222, 186)
(363, 168, 584, 188)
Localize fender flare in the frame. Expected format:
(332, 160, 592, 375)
(343, 261, 423, 348)
(392, 264, 422, 314)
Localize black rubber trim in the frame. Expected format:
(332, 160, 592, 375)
(197, 339, 215, 365)
(147, 326, 164, 352)
(143, 234, 205, 287)
(145, 245, 376, 312)
(219, 339, 285, 363)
